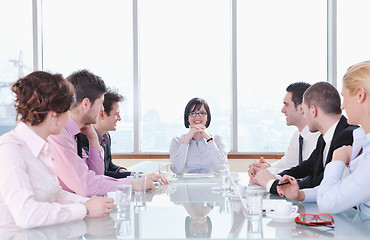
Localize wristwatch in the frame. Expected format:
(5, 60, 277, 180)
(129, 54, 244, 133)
(206, 137, 213, 143)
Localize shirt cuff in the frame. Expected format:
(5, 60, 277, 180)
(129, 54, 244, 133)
(73, 203, 90, 220)
(116, 167, 127, 172)
(265, 179, 275, 192)
(119, 177, 132, 185)
(89, 146, 104, 160)
(302, 187, 318, 202)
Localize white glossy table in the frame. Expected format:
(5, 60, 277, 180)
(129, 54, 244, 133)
(5, 173, 370, 239)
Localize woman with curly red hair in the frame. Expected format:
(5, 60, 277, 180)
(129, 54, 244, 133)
(0, 71, 113, 230)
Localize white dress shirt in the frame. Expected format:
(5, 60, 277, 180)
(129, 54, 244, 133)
(268, 126, 320, 175)
(170, 134, 228, 174)
(317, 127, 370, 215)
(0, 122, 88, 229)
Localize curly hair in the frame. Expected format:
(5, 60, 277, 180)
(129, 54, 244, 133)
(11, 71, 75, 126)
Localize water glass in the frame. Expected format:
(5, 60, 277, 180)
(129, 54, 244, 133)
(116, 185, 132, 212)
(132, 172, 146, 192)
(247, 216, 263, 239)
(219, 164, 231, 191)
(116, 206, 132, 239)
(245, 186, 263, 219)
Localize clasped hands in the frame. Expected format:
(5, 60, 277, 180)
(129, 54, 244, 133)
(183, 124, 211, 144)
(248, 157, 302, 201)
(248, 157, 275, 188)
(248, 157, 304, 201)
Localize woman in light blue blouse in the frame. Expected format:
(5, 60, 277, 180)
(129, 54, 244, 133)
(317, 61, 370, 216)
(170, 98, 228, 174)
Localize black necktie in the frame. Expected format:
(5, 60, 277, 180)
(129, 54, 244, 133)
(317, 134, 326, 166)
(75, 133, 83, 158)
(298, 134, 303, 164)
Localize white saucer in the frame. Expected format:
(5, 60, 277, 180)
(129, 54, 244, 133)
(266, 212, 299, 223)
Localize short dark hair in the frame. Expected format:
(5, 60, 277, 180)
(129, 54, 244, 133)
(286, 82, 311, 108)
(303, 82, 342, 115)
(184, 98, 211, 128)
(11, 71, 75, 126)
(66, 69, 107, 106)
(103, 89, 124, 116)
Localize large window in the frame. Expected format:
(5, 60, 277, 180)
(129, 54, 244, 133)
(42, 0, 134, 152)
(139, 0, 231, 152)
(1, 1, 365, 154)
(337, 0, 370, 93)
(0, 0, 33, 135)
(237, 0, 327, 152)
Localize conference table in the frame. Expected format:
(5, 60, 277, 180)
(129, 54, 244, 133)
(5, 171, 370, 239)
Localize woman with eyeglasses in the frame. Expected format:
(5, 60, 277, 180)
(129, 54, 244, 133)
(0, 71, 114, 230)
(316, 61, 370, 217)
(170, 97, 228, 174)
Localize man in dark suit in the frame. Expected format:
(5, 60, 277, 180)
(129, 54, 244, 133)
(251, 82, 357, 201)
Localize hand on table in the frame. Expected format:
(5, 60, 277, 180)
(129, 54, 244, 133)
(252, 169, 276, 190)
(84, 195, 115, 218)
(248, 157, 272, 185)
(146, 172, 169, 185)
(253, 157, 271, 170)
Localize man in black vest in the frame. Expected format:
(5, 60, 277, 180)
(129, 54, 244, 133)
(251, 82, 357, 201)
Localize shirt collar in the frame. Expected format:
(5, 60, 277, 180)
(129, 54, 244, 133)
(94, 127, 108, 147)
(353, 127, 366, 143)
(353, 127, 370, 155)
(64, 117, 81, 136)
(300, 125, 312, 139)
(365, 133, 370, 155)
(14, 122, 48, 158)
(323, 119, 340, 145)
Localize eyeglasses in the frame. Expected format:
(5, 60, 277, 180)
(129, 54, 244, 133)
(295, 213, 335, 228)
(189, 112, 207, 117)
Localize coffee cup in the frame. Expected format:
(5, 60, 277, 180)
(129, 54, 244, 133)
(275, 201, 298, 216)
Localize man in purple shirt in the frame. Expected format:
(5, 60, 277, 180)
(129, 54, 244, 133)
(48, 70, 155, 197)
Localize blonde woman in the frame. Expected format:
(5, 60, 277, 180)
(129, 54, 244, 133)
(317, 61, 370, 215)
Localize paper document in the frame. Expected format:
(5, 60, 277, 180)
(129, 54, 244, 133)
(182, 173, 215, 178)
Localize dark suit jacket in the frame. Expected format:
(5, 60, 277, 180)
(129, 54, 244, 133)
(270, 115, 358, 194)
(79, 132, 131, 179)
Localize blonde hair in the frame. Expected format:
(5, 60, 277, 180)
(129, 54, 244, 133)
(343, 60, 370, 95)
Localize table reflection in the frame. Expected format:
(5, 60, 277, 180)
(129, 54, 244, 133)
(169, 176, 220, 238)
(5, 172, 370, 239)
(1, 220, 86, 240)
